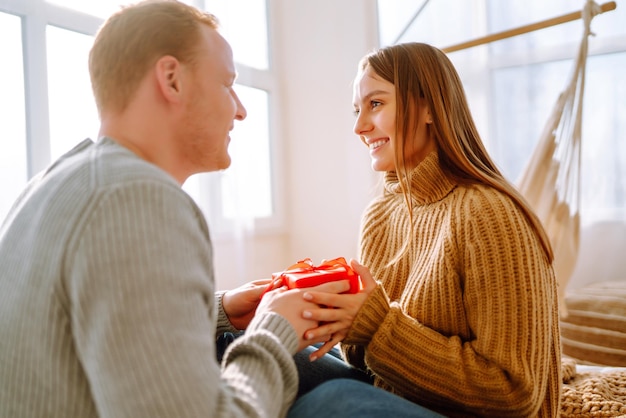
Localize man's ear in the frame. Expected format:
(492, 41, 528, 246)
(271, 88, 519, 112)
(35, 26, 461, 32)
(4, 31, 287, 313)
(155, 55, 183, 103)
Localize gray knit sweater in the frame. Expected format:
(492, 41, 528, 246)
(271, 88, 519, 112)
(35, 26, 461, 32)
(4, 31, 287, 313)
(0, 137, 298, 418)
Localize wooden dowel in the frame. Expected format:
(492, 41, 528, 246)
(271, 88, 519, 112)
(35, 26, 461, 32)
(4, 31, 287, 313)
(442, 1, 616, 53)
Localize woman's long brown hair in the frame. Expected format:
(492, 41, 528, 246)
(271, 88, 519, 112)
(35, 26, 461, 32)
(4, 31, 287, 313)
(359, 42, 554, 263)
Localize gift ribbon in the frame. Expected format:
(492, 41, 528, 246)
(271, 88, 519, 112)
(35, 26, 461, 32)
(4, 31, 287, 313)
(263, 257, 355, 296)
(277, 257, 354, 278)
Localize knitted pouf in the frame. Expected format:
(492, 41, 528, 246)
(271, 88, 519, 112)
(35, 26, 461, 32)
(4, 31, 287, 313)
(561, 357, 626, 417)
(561, 281, 626, 367)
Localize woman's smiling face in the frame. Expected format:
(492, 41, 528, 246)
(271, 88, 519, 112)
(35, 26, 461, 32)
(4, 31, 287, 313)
(352, 66, 435, 172)
(352, 67, 397, 172)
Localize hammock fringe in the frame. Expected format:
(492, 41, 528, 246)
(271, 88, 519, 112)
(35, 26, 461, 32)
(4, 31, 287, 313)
(516, 0, 602, 316)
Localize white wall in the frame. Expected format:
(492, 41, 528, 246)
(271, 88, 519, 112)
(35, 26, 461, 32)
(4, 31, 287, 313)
(213, 0, 380, 290)
(566, 221, 626, 291)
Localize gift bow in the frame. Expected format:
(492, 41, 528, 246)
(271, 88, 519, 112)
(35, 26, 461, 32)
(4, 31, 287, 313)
(265, 257, 356, 294)
(277, 257, 355, 277)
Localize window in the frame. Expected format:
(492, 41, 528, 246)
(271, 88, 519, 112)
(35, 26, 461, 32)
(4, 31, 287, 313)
(204, 0, 269, 69)
(221, 85, 272, 219)
(183, 0, 279, 236)
(0, 0, 279, 235)
(46, 0, 125, 19)
(183, 84, 274, 233)
(0, 12, 27, 220)
(46, 25, 99, 161)
(377, 0, 626, 225)
(46, 0, 196, 19)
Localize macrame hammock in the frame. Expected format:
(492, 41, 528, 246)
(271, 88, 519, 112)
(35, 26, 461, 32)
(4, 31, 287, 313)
(516, 0, 602, 316)
(441, 0, 615, 316)
(442, 0, 616, 316)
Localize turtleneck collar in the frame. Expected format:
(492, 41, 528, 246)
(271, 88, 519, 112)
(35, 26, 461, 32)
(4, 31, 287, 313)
(383, 151, 457, 206)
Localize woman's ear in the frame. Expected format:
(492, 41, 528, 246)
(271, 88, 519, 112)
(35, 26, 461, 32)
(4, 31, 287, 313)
(425, 108, 433, 124)
(417, 98, 433, 124)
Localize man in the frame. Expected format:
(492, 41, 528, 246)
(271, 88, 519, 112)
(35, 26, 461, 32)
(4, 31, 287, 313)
(0, 1, 346, 417)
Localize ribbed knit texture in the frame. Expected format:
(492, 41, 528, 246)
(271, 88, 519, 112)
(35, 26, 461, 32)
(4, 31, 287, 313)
(561, 358, 626, 416)
(341, 151, 562, 417)
(0, 137, 299, 418)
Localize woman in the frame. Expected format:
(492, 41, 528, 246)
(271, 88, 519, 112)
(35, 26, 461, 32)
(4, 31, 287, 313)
(299, 43, 562, 417)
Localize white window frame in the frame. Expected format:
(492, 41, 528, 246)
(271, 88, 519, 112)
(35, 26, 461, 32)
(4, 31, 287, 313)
(0, 0, 285, 238)
(376, 0, 626, 226)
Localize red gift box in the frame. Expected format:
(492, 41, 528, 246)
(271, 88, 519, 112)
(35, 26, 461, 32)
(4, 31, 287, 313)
(269, 257, 361, 294)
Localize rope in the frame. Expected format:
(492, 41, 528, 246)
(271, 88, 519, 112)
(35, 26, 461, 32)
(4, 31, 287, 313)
(517, 0, 602, 316)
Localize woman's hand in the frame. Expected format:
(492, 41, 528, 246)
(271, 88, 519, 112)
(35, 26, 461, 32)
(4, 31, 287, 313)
(222, 278, 282, 330)
(300, 259, 378, 360)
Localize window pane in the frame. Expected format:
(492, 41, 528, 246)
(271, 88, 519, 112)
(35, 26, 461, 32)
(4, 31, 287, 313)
(487, 0, 626, 54)
(182, 86, 273, 224)
(221, 85, 272, 218)
(490, 60, 570, 181)
(46, 25, 99, 161)
(378, 0, 482, 51)
(377, 0, 429, 46)
(579, 52, 626, 222)
(204, 0, 268, 69)
(46, 0, 196, 19)
(491, 52, 626, 223)
(45, 0, 125, 19)
(0, 12, 27, 223)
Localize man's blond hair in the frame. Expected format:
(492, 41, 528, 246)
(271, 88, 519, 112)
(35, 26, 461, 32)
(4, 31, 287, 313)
(89, 0, 219, 115)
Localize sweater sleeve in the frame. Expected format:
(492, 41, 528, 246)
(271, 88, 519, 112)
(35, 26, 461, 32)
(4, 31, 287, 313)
(65, 180, 298, 418)
(215, 291, 240, 336)
(343, 188, 559, 417)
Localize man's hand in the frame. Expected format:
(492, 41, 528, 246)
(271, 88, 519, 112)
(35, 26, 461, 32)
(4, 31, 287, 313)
(222, 278, 281, 330)
(258, 279, 351, 352)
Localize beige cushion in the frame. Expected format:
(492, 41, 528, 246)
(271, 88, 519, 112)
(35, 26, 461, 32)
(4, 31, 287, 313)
(560, 281, 626, 367)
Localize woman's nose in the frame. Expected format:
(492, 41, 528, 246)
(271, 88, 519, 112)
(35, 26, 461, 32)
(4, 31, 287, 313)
(353, 113, 372, 135)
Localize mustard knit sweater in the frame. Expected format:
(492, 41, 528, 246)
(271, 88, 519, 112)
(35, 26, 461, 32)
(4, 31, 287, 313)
(341, 151, 562, 417)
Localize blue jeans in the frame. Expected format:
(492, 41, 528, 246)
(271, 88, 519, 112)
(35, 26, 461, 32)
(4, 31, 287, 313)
(217, 333, 444, 417)
(293, 343, 373, 397)
(288, 379, 446, 418)
(216, 332, 371, 397)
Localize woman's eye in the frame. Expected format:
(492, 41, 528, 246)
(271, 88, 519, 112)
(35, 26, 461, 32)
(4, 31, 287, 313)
(353, 109, 360, 117)
(371, 100, 381, 109)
